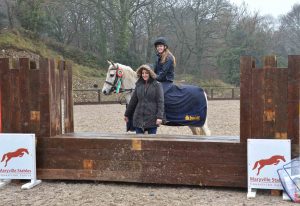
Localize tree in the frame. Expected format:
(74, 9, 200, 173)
(2, 0, 16, 29)
(217, 9, 275, 85)
(278, 4, 300, 54)
(15, 0, 46, 34)
(87, 0, 151, 65)
(165, 0, 232, 76)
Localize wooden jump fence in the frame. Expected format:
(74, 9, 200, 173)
(0, 58, 73, 136)
(0, 55, 299, 188)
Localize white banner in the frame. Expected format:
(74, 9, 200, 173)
(0, 134, 36, 179)
(248, 139, 291, 190)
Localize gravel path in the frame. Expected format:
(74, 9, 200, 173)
(74, 100, 240, 136)
(0, 100, 295, 205)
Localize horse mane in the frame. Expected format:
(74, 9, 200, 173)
(116, 63, 137, 79)
(115, 63, 137, 89)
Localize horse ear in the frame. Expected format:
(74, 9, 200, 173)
(107, 60, 112, 65)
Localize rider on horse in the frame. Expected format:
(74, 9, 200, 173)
(154, 37, 176, 92)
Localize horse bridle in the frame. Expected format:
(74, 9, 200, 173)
(105, 65, 119, 94)
(105, 64, 134, 94)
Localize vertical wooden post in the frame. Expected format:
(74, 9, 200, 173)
(39, 58, 51, 137)
(59, 60, 65, 134)
(240, 56, 255, 142)
(263, 56, 277, 138)
(64, 61, 74, 133)
(10, 59, 21, 132)
(0, 58, 11, 132)
(19, 58, 31, 133)
(29, 59, 41, 136)
(0, 81, 1, 133)
(273, 67, 288, 140)
(54, 59, 62, 135)
(0, 59, 3, 132)
(288, 56, 300, 157)
(49, 59, 56, 136)
(98, 89, 101, 104)
(250, 61, 264, 139)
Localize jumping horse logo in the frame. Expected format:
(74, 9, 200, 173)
(252, 155, 286, 175)
(1, 148, 29, 167)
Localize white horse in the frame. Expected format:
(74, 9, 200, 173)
(102, 61, 211, 136)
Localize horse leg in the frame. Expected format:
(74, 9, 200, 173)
(201, 120, 211, 136)
(189, 126, 199, 135)
(189, 126, 211, 136)
(125, 94, 132, 105)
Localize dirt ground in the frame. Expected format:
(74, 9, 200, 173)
(0, 100, 295, 205)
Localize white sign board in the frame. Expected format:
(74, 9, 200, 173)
(0, 133, 41, 189)
(247, 139, 291, 197)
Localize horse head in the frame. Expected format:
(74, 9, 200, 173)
(101, 61, 138, 103)
(102, 60, 119, 95)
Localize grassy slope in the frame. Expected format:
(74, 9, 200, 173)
(0, 30, 105, 79)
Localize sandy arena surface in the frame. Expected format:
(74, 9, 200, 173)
(0, 100, 295, 205)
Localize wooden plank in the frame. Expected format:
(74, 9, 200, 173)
(54, 60, 62, 135)
(39, 159, 247, 179)
(10, 66, 21, 132)
(37, 146, 246, 168)
(35, 160, 245, 182)
(288, 56, 300, 152)
(37, 169, 143, 182)
(251, 68, 264, 138)
(58, 60, 64, 133)
(64, 61, 74, 133)
(0, 58, 11, 132)
(37, 167, 246, 187)
(240, 56, 254, 142)
(39, 58, 51, 137)
(0, 90, 1, 132)
(36, 134, 247, 187)
(49, 59, 57, 136)
(0, 58, 10, 132)
(19, 58, 31, 133)
(29, 62, 41, 136)
(263, 68, 276, 138)
(274, 68, 288, 139)
(37, 135, 240, 151)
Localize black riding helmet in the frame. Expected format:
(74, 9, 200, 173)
(154, 37, 168, 48)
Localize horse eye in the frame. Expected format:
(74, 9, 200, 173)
(110, 74, 114, 77)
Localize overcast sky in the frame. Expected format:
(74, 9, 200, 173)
(229, 0, 300, 17)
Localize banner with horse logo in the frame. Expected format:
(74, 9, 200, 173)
(0, 134, 36, 179)
(247, 139, 291, 191)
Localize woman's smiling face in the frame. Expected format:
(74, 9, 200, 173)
(156, 44, 165, 54)
(142, 69, 150, 81)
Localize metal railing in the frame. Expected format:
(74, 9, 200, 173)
(73, 87, 240, 105)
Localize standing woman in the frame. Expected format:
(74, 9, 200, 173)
(124, 64, 164, 134)
(153, 37, 176, 86)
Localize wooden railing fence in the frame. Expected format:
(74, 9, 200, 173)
(73, 87, 240, 105)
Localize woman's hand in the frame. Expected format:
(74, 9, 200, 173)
(124, 116, 129, 123)
(156, 118, 162, 126)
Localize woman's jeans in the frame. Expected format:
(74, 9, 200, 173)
(135, 127, 157, 134)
